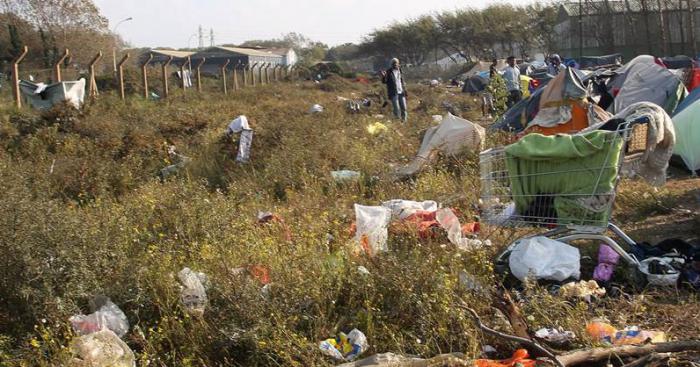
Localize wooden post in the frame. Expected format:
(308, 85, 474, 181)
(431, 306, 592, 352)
(195, 57, 206, 93)
(11, 46, 28, 109)
(180, 56, 191, 91)
(88, 51, 103, 98)
(258, 63, 265, 85)
(162, 56, 173, 98)
(242, 64, 249, 87)
(54, 48, 70, 82)
(233, 61, 240, 91)
(221, 59, 230, 95)
(117, 53, 129, 100)
(141, 53, 153, 99)
(251, 62, 259, 86)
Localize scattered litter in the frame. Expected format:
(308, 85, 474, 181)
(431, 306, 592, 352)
(481, 345, 497, 355)
(19, 78, 86, 109)
(508, 237, 581, 282)
(436, 208, 489, 251)
(332, 170, 361, 183)
(319, 329, 368, 362)
(354, 205, 392, 256)
(226, 115, 254, 163)
(535, 328, 576, 344)
(372, 114, 385, 119)
(638, 257, 681, 286)
(70, 296, 129, 338)
(381, 199, 438, 220)
(178, 267, 209, 317)
(257, 211, 292, 241)
(593, 244, 621, 283)
(69, 329, 135, 367)
(366, 122, 389, 135)
(430, 79, 439, 87)
(431, 115, 443, 123)
(310, 104, 324, 113)
(586, 321, 667, 345)
(475, 348, 535, 367)
(559, 280, 606, 302)
(397, 113, 485, 178)
(160, 145, 191, 179)
(336, 352, 429, 367)
(357, 266, 370, 275)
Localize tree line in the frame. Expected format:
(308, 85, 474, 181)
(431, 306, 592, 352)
(355, 3, 559, 68)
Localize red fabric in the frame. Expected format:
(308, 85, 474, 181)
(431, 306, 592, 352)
(688, 68, 700, 91)
(247, 265, 271, 285)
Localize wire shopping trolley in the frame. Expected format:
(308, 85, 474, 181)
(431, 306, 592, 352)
(480, 119, 652, 284)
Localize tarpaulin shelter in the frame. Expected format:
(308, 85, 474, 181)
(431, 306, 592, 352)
(606, 55, 658, 96)
(612, 60, 686, 114)
(661, 55, 694, 69)
(673, 85, 700, 116)
(523, 68, 611, 135)
(490, 85, 546, 133)
(19, 78, 86, 109)
(671, 99, 700, 172)
(397, 113, 485, 177)
(462, 75, 489, 93)
(578, 54, 623, 69)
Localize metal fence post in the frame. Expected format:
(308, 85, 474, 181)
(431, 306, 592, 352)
(117, 53, 130, 100)
(11, 46, 28, 109)
(88, 51, 103, 98)
(162, 55, 173, 98)
(54, 48, 70, 82)
(258, 63, 265, 85)
(141, 53, 153, 99)
(195, 57, 206, 93)
(221, 59, 230, 95)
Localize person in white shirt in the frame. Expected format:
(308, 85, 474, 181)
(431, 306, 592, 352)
(503, 56, 522, 108)
(380, 58, 408, 122)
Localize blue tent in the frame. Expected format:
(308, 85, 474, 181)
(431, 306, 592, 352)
(673, 87, 700, 116)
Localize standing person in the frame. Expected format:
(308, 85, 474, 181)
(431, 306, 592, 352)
(547, 54, 567, 76)
(489, 58, 498, 78)
(380, 58, 408, 122)
(503, 56, 522, 108)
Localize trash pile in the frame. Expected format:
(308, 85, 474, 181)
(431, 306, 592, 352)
(68, 297, 134, 367)
(19, 78, 86, 109)
(352, 200, 487, 256)
(178, 267, 209, 317)
(319, 329, 368, 362)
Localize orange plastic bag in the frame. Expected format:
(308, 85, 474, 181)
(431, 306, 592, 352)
(475, 349, 537, 367)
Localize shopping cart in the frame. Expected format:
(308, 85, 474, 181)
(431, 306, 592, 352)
(480, 117, 658, 286)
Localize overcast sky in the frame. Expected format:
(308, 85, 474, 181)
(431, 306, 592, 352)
(94, 0, 510, 49)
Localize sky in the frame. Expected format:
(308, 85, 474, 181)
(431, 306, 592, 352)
(94, 0, 501, 49)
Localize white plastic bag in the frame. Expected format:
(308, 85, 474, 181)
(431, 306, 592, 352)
(227, 115, 252, 134)
(310, 104, 324, 113)
(354, 204, 392, 256)
(237, 129, 253, 163)
(70, 329, 135, 367)
(509, 237, 581, 282)
(69, 298, 129, 338)
(436, 208, 489, 251)
(178, 267, 209, 316)
(381, 199, 438, 219)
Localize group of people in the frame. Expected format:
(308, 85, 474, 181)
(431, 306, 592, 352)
(378, 54, 568, 122)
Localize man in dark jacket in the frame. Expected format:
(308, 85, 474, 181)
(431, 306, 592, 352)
(380, 58, 408, 122)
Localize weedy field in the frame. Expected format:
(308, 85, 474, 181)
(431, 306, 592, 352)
(0, 77, 698, 366)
